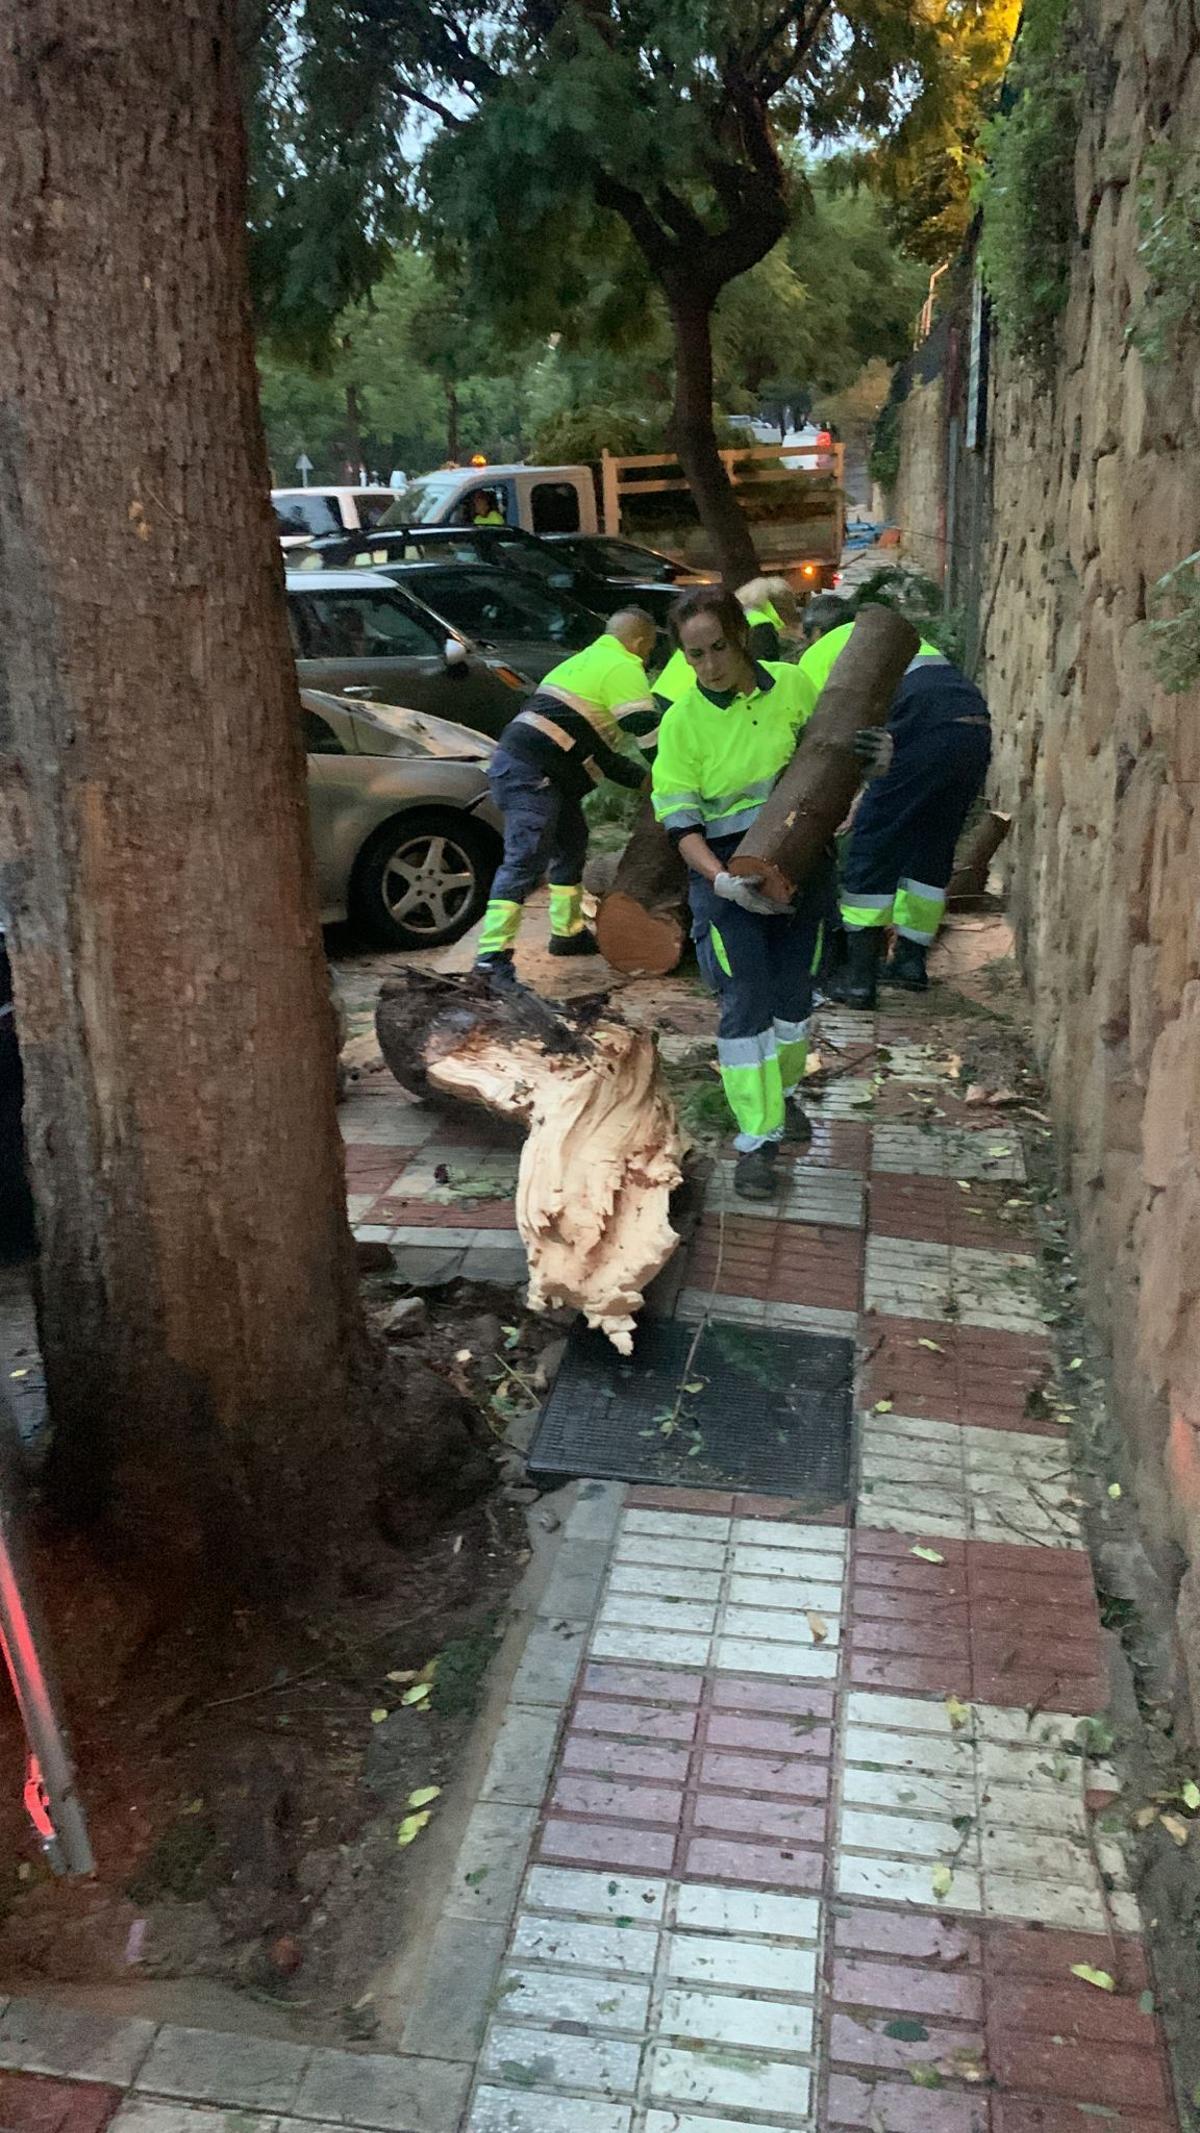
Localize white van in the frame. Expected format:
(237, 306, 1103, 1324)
(399, 464, 599, 538)
(273, 487, 399, 548)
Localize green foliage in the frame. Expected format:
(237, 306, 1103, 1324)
(1129, 147, 1200, 365)
(868, 398, 902, 492)
(847, 565, 969, 667)
(867, 0, 1020, 263)
(1144, 549, 1200, 695)
(976, 0, 1083, 373)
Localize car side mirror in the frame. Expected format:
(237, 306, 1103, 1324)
(443, 638, 468, 667)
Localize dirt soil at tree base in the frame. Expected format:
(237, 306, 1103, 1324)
(0, 1277, 555, 2042)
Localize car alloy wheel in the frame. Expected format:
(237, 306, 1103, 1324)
(379, 829, 478, 940)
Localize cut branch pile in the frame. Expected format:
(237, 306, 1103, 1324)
(376, 970, 686, 1352)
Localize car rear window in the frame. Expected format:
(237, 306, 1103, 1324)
(274, 494, 344, 538)
(289, 590, 438, 659)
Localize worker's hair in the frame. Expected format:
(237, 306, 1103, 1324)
(800, 591, 852, 639)
(670, 585, 749, 646)
(607, 607, 657, 652)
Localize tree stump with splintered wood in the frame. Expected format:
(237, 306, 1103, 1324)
(595, 795, 689, 975)
(729, 605, 919, 901)
(948, 809, 1011, 901)
(376, 969, 686, 1354)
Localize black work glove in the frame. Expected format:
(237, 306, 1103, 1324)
(854, 729, 894, 777)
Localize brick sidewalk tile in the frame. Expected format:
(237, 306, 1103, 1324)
(0, 2075, 122, 2133)
(861, 1314, 1060, 1431)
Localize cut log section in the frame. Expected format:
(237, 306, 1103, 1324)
(729, 605, 919, 902)
(595, 794, 689, 976)
(948, 809, 1012, 900)
(376, 969, 686, 1353)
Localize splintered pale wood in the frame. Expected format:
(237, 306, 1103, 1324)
(729, 604, 919, 900)
(376, 972, 685, 1353)
(595, 793, 688, 975)
(948, 809, 1011, 900)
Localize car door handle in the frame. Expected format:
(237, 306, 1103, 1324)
(341, 685, 375, 696)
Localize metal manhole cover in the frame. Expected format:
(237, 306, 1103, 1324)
(527, 1318, 854, 1503)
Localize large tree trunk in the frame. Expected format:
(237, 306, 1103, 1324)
(730, 607, 919, 900)
(666, 285, 760, 586)
(0, 0, 366, 1583)
(345, 380, 364, 478)
(376, 972, 686, 1354)
(594, 796, 689, 976)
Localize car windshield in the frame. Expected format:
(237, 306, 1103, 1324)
(380, 474, 464, 526)
(412, 567, 585, 646)
(274, 494, 343, 539)
(587, 538, 676, 580)
(288, 589, 439, 659)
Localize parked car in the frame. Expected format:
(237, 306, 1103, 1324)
(273, 487, 399, 548)
(286, 569, 531, 739)
(365, 561, 598, 682)
(542, 533, 714, 590)
(303, 691, 502, 949)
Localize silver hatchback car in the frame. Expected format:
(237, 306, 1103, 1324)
(303, 690, 502, 950)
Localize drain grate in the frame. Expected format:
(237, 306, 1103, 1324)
(527, 1317, 854, 1503)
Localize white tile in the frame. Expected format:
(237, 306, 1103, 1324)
(1109, 1891, 1144, 1934)
(659, 1987, 813, 2054)
(712, 1637, 838, 1679)
(606, 1563, 723, 1602)
(858, 1501, 971, 1540)
(649, 2047, 811, 2119)
(731, 1543, 847, 1580)
(646, 2115, 808, 2133)
(590, 1626, 712, 1668)
(673, 1885, 819, 1941)
(761, 1301, 860, 1338)
(112, 2112, 273, 2133)
(484, 2025, 639, 2096)
(720, 1603, 841, 1646)
(979, 1826, 1093, 1880)
(496, 1969, 650, 2031)
(837, 1852, 983, 1912)
(841, 1807, 974, 1862)
(510, 1915, 658, 1973)
(620, 1509, 731, 1540)
(598, 1593, 718, 1635)
(727, 1575, 845, 1613)
(522, 1866, 667, 1920)
(974, 1780, 1087, 1834)
(982, 1873, 1107, 1932)
(729, 1521, 846, 1554)
(844, 1726, 973, 1779)
(469, 2089, 631, 2133)
(676, 1290, 766, 1328)
(842, 1766, 975, 1817)
(665, 1933, 818, 1997)
(614, 1534, 727, 1572)
(847, 1691, 975, 1735)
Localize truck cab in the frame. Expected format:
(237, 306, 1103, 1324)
(399, 464, 599, 539)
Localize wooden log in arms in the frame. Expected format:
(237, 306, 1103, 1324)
(375, 969, 686, 1353)
(728, 605, 919, 902)
(948, 809, 1012, 900)
(594, 793, 689, 976)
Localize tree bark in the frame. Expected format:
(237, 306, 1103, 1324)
(446, 379, 460, 464)
(666, 285, 760, 586)
(376, 971, 686, 1354)
(594, 796, 689, 976)
(345, 379, 364, 478)
(730, 606, 919, 900)
(0, 0, 366, 1583)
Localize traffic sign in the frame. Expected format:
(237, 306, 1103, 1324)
(295, 452, 313, 487)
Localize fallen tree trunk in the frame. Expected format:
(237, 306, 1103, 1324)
(729, 605, 919, 901)
(947, 809, 1012, 900)
(595, 793, 690, 976)
(376, 969, 686, 1353)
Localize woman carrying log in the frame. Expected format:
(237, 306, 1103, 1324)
(651, 588, 884, 1201)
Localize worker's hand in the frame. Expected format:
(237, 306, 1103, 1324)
(854, 729, 894, 776)
(714, 870, 787, 916)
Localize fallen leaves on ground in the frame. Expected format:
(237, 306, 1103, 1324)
(945, 1695, 972, 1732)
(1070, 1964, 1116, 1991)
(931, 1863, 954, 1899)
(806, 1612, 829, 1644)
(911, 1546, 945, 1564)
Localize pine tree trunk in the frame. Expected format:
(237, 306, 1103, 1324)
(595, 797, 688, 976)
(446, 380, 460, 464)
(0, 0, 366, 1582)
(666, 286, 760, 587)
(345, 381, 364, 479)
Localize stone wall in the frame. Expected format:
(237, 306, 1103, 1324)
(981, 0, 1200, 1714)
(891, 369, 947, 583)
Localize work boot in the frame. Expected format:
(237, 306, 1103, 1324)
(474, 950, 519, 990)
(782, 1098, 813, 1146)
(547, 929, 601, 958)
(733, 1144, 779, 1201)
(884, 938, 930, 992)
(824, 928, 882, 1010)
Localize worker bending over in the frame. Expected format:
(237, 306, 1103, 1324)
(652, 588, 884, 1200)
(475, 609, 659, 984)
(799, 610, 992, 1006)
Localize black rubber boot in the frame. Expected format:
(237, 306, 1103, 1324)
(474, 950, 519, 990)
(547, 929, 601, 958)
(824, 928, 882, 1010)
(733, 1145, 779, 1201)
(782, 1099, 813, 1146)
(884, 937, 930, 992)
